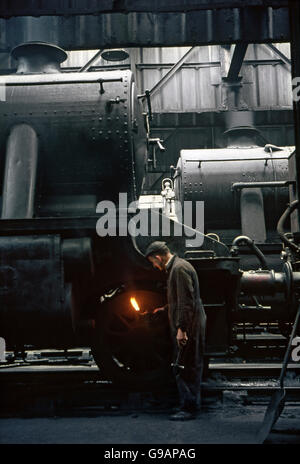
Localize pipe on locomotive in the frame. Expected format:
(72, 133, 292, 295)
(2, 124, 38, 219)
(1, 43, 67, 220)
(224, 110, 265, 148)
(276, 200, 300, 253)
(11, 41, 67, 75)
(230, 235, 270, 270)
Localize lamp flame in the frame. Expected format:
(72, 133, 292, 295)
(130, 297, 140, 312)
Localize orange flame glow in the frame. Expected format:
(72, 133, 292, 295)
(130, 297, 140, 312)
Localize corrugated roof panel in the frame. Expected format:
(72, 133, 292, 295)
(256, 65, 274, 107)
(210, 66, 222, 107)
(160, 67, 183, 111)
(62, 50, 97, 68)
(194, 45, 217, 62)
(61, 49, 130, 68)
(246, 43, 291, 66)
(248, 43, 273, 60)
(199, 67, 217, 109)
(275, 42, 291, 58)
(161, 46, 189, 63)
(141, 47, 161, 64)
(181, 67, 197, 110)
(276, 66, 293, 107)
(143, 67, 163, 110)
(208, 45, 220, 62)
(243, 64, 258, 107)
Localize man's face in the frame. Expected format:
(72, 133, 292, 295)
(148, 254, 165, 271)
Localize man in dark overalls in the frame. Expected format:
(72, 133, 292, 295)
(145, 241, 207, 421)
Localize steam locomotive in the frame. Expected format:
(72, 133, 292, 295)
(0, 42, 299, 387)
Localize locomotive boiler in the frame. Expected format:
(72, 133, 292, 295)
(0, 41, 300, 388)
(172, 111, 299, 331)
(0, 42, 149, 350)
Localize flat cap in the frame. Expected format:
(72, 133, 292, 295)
(144, 241, 169, 258)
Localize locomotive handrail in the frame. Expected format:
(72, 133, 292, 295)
(184, 156, 292, 162)
(1, 77, 123, 85)
(232, 180, 295, 191)
(0, 76, 123, 94)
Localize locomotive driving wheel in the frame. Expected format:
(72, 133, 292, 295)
(91, 286, 174, 388)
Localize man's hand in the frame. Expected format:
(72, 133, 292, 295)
(153, 306, 166, 314)
(176, 328, 188, 347)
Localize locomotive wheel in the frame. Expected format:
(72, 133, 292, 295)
(91, 287, 174, 389)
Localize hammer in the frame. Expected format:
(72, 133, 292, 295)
(171, 347, 185, 373)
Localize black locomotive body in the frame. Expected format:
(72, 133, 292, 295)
(0, 43, 151, 350)
(1, 42, 299, 386)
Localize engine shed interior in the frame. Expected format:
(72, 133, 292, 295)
(0, 0, 300, 404)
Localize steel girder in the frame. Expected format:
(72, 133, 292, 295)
(0, 1, 289, 18)
(0, 5, 290, 51)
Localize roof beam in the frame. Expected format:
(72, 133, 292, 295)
(78, 49, 104, 73)
(0, 7, 290, 51)
(264, 43, 291, 71)
(0, 1, 289, 18)
(227, 43, 248, 80)
(149, 47, 197, 98)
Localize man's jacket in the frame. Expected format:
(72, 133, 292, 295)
(166, 255, 206, 348)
